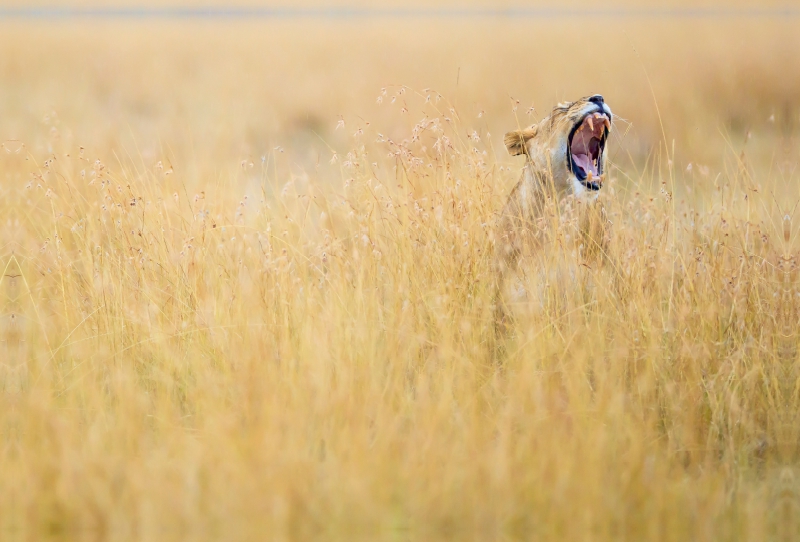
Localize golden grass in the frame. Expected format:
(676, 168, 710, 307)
(2, 16, 799, 540)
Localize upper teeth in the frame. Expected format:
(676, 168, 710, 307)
(582, 112, 610, 133)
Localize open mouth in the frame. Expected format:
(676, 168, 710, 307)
(568, 110, 611, 191)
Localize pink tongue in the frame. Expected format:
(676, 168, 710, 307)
(572, 153, 598, 176)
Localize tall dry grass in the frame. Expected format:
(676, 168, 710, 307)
(2, 16, 799, 541)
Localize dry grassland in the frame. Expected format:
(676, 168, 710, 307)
(2, 14, 800, 541)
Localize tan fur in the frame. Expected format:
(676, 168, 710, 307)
(503, 127, 538, 156)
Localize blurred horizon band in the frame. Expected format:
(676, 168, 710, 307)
(1, 5, 799, 20)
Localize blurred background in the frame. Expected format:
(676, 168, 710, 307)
(1, 1, 798, 194)
(3, 3, 799, 536)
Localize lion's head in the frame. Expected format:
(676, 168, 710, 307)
(504, 94, 612, 195)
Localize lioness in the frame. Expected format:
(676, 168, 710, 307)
(495, 94, 613, 325)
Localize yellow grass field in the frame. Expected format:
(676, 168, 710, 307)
(3, 6, 800, 540)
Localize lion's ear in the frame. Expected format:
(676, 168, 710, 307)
(504, 127, 537, 156)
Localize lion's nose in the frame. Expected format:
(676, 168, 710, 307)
(589, 94, 604, 106)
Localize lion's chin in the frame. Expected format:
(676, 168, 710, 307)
(571, 175, 602, 194)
